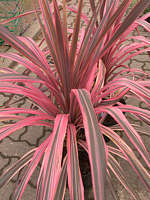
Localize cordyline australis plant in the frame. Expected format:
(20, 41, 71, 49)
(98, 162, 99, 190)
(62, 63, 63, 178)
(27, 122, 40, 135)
(0, 0, 150, 199)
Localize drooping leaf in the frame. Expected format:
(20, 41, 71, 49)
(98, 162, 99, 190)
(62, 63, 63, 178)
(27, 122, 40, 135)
(54, 157, 67, 200)
(37, 114, 68, 200)
(72, 89, 106, 200)
(0, 149, 35, 188)
(0, 115, 52, 141)
(98, 106, 150, 168)
(0, 82, 59, 115)
(67, 124, 84, 200)
(100, 125, 150, 191)
(108, 153, 138, 200)
(14, 136, 51, 200)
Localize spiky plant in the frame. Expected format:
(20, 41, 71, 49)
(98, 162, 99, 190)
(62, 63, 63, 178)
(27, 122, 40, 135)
(0, 0, 150, 199)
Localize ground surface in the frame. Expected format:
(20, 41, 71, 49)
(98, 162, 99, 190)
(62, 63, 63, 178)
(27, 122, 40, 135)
(0, 0, 150, 199)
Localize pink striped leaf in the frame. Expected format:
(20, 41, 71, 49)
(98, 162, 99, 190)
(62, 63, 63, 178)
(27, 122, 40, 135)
(53, 0, 71, 105)
(108, 153, 138, 200)
(0, 73, 45, 84)
(53, 157, 67, 200)
(118, 105, 150, 120)
(81, 62, 97, 91)
(0, 149, 36, 188)
(0, 107, 54, 119)
(100, 0, 150, 57)
(108, 146, 126, 160)
(91, 59, 106, 99)
(72, 89, 106, 200)
(0, 10, 41, 25)
(67, 124, 84, 200)
(14, 136, 51, 200)
(39, 0, 64, 81)
(101, 78, 150, 105)
(117, 47, 150, 66)
(62, 0, 68, 47)
(100, 125, 150, 191)
(0, 115, 52, 141)
(110, 43, 150, 67)
(0, 52, 59, 95)
(73, 1, 101, 86)
(37, 114, 68, 200)
(69, 0, 83, 72)
(74, 0, 133, 86)
(18, 36, 58, 85)
(98, 107, 150, 168)
(0, 82, 59, 115)
(38, 0, 61, 77)
(136, 18, 150, 32)
(0, 53, 49, 81)
(0, 25, 43, 67)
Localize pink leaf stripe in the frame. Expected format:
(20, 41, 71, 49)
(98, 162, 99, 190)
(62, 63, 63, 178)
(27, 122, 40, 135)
(98, 107, 150, 168)
(0, 73, 44, 84)
(14, 136, 51, 200)
(108, 153, 137, 200)
(0, 10, 41, 25)
(0, 115, 52, 141)
(67, 124, 84, 199)
(100, 125, 150, 191)
(100, 0, 150, 57)
(37, 114, 68, 200)
(72, 89, 106, 200)
(0, 82, 59, 115)
(101, 78, 150, 106)
(54, 157, 67, 200)
(0, 25, 44, 67)
(18, 36, 58, 84)
(69, 0, 83, 72)
(0, 149, 35, 188)
(0, 107, 54, 118)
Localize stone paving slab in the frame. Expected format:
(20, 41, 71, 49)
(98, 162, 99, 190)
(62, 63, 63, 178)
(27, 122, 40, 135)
(0, 1, 150, 199)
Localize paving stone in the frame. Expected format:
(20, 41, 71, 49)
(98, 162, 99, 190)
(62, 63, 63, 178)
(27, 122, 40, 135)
(142, 61, 150, 73)
(0, 182, 15, 200)
(130, 59, 145, 69)
(0, 137, 31, 157)
(0, 153, 11, 176)
(132, 54, 150, 62)
(20, 126, 47, 146)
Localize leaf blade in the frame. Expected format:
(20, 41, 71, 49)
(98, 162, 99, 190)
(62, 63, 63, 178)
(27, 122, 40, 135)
(67, 124, 84, 200)
(37, 114, 68, 200)
(72, 89, 106, 200)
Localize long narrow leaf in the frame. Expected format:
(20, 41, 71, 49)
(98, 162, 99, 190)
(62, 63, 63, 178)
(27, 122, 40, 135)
(14, 136, 51, 200)
(37, 114, 68, 200)
(0, 149, 35, 188)
(0, 115, 52, 141)
(100, 0, 150, 57)
(54, 157, 67, 200)
(0, 25, 43, 67)
(69, 0, 83, 72)
(72, 89, 106, 200)
(98, 106, 150, 168)
(67, 124, 84, 200)
(100, 125, 150, 191)
(108, 154, 138, 200)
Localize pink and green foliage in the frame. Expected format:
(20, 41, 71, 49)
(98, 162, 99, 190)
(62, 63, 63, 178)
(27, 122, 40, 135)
(0, 0, 150, 199)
